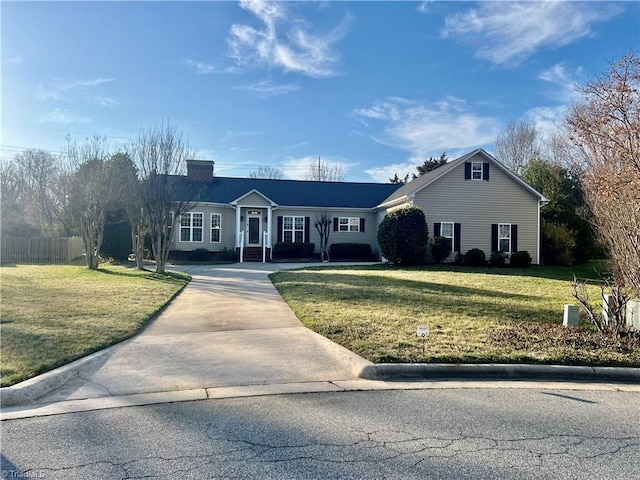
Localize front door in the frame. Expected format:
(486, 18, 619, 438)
(247, 213, 262, 246)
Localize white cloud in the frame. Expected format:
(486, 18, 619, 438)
(442, 1, 622, 66)
(237, 79, 300, 96)
(538, 63, 582, 103)
(227, 0, 350, 78)
(354, 96, 500, 165)
(282, 155, 355, 180)
(525, 105, 568, 138)
(365, 161, 416, 184)
(35, 77, 116, 104)
(183, 58, 217, 74)
(39, 108, 91, 125)
(417, 1, 434, 14)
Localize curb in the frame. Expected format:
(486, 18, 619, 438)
(360, 363, 640, 383)
(0, 348, 114, 408)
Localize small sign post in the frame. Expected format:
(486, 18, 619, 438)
(417, 325, 430, 355)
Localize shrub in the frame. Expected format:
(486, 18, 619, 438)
(510, 250, 532, 268)
(431, 236, 452, 263)
(101, 210, 132, 262)
(489, 251, 507, 267)
(542, 222, 575, 266)
(190, 248, 211, 262)
(377, 207, 428, 265)
(329, 243, 372, 260)
(272, 242, 315, 259)
(464, 248, 486, 267)
(217, 247, 238, 262)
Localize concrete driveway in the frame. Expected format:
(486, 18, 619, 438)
(36, 263, 370, 404)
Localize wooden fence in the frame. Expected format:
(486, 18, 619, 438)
(1, 236, 84, 264)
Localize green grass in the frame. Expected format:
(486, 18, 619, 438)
(270, 261, 639, 367)
(0, 264, 190, 387)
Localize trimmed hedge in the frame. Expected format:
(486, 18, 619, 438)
(510, 250, 532, 268)
(272, 242, 315, 259)
(329, 243, 372, 260)
(463, 248, 486, 267)
(489, 251, 507, 267)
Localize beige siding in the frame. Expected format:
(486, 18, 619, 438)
(273, 209, 378, 255)
(171, 204, 235, 252)
(236, 192, 272, 207)
(411, 155, 540, 263)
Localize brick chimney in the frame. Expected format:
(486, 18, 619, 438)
(186, 159, 214, 181)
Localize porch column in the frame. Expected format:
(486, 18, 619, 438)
(235, 206, 241, 247)
(267, 206, 273, 259)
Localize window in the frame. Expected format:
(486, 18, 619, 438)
(498, 223, 511, 252)
(465, 161, 489, 181)
(339, 217, 360, 232)
(283, 216, 305, 243)
(472, 161, 483, 180)
(211, 213, 221, 243)
(441, 221, 454, 250)
(180, 212, 203, 242)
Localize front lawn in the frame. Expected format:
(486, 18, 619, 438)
(0, 264, 190, 387)
(270, 262, 640, 366)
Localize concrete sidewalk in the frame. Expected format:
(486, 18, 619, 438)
(4, 263, 371, 407)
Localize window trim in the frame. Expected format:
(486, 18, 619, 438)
(338, 217, 360, 232)
(210, 213, 222, 243)
(180, 212, 204, 243)
(471, 161, 483, 180)
(282, 215, 305, 243)
(498, 223, 511, 253)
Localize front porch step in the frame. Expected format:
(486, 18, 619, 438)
(240, 247, 270, 262)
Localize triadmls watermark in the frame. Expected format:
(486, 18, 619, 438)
(1, 470, 47, 479)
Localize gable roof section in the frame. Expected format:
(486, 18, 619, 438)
(379, 148, 548, 207)
(172, 176, 401, 209)
(230, 189, 277, 206)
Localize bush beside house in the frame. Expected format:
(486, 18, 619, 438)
(377, 207, 429, 265)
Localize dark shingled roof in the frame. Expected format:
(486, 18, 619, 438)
(172, 176, 402, 209)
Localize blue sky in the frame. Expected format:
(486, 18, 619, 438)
(2, 1, 638, 182)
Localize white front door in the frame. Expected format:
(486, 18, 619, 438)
(247, 213, 262, 246)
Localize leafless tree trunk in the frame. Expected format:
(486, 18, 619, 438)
(494, 119, 541, 176)
(60, 136, 122, 270)
(565, 52, 640, 296)
(314, 212, 332, 261)
(304, 157, 345, 182)
(129, 122, 196, 274)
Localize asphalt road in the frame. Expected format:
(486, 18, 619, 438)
(2, 387, 639, 479)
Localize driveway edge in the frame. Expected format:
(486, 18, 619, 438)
(0, 348, 114, 407)
(364, 363, 640, 383)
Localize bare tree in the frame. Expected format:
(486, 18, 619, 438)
(565, 52, 640, 296)
(129, 122, 196, 274)
(304, 157, 345, 182)
(2, 150, 60, 236)
(494, 119, 541, 175)
(314, 212, 332, 261)
(248, 165, 285, 179)
(59, 136, 122, 270)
